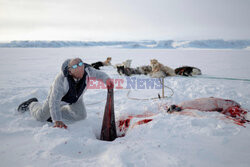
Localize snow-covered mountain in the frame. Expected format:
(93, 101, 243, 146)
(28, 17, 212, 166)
(0, 40, 250, 49)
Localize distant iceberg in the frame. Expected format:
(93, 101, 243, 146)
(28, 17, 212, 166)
(0, 39, 249, 49)
(179, 40, 250, 49)
(154, 40, 174, 48)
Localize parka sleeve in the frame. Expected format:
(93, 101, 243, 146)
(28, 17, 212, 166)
(48, 73, 67, 122)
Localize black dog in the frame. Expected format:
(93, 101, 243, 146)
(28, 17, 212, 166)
(91, 61, 104, 70)
(175, 66, 201, 76)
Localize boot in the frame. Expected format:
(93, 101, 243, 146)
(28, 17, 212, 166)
(17, 98, 38, 113)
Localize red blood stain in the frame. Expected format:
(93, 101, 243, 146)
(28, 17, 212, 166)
(222, 106, 249, 126)
(223, 116, 247, 127)
(118, 118, 131, 132)
(133, 113, 156, 118)
(224, 106, 247, 118)
(135, 119, 153, 126)
(118, 113, 155, 137)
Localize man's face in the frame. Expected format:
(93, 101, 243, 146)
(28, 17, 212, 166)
(68, 58, 84, 79)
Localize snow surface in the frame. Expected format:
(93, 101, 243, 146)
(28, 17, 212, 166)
(0, 48, 250, 167)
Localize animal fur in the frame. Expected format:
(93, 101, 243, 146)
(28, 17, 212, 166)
(91, 57, 112, 70)
(150, 59, 176, 77)
(103, 57, 112, 66)
(117, 66, 142, 76)
(137, 65, 152, 75)
(175, 66, 202, 76)
(117, 65, 152, 76)
(91, 61, 103, 70)
(115, 59, 132, 68)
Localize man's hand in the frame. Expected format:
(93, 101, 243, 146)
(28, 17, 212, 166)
(54, 121, 68, 129)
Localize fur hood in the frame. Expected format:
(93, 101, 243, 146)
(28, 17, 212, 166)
(61, 59, 71, 77)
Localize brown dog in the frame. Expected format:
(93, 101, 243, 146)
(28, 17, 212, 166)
(150, 59, 175, 77)
(103, 57, 112, 66)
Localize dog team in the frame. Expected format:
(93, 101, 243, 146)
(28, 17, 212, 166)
(91, 57, 202, 78)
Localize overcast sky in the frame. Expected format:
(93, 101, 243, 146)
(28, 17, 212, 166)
(0, 0, 250, 41)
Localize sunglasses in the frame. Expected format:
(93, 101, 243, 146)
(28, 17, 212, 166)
(70, 62, 83, 69)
